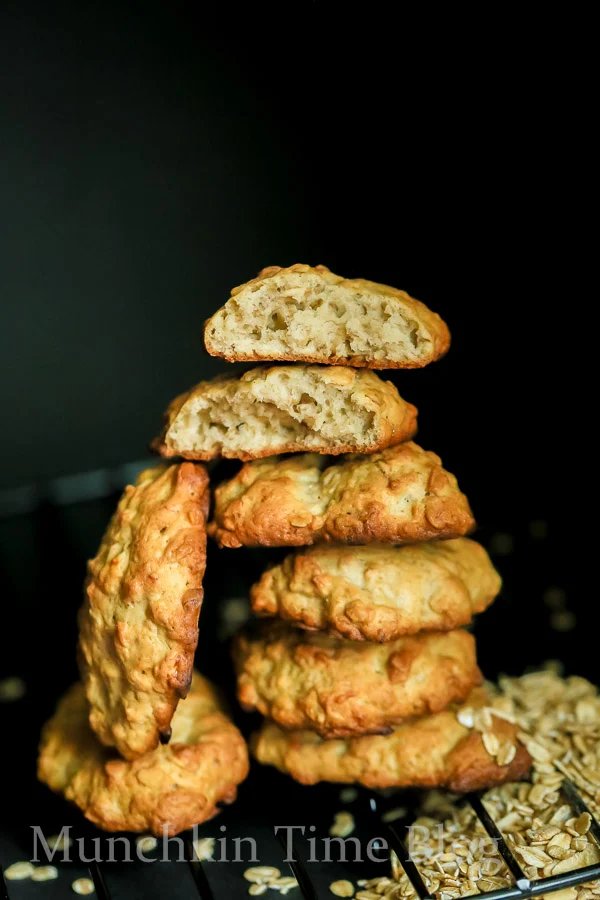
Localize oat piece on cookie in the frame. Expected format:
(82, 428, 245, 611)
(38, 673, 249, 836)
(78, 463, 209, 760)
(252, 686, 531, 791)
(234, 623, 481, 738)
(251, 538, 499, 641)
(153, 365, 417, 461)
(208, 441, 474, 548)
(204, 264, 450, 369)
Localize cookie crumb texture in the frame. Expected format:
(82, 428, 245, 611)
(209, 442, 474, 548)
(154, 365, 417, 461)
(204, 264, 450, 369)
(78, 463, 209, 760)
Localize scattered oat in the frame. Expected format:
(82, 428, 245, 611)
(271, 876, 299, 892)
(135, 835, 157, 853)
(329, 811, 355, 837)
(551, 846, 599, 874)
(329, 880, 355, 897)
(362, 670, 600, 899)
(4, 861, 34, 880)
(528, 783, 548, 807)
(0, 676, 26, 702)
(496, 741, 517, 767)
(381, 806, 408, 823)
(546, 830, 571, 858)
(549, 805, 572, 826)
(456, 707, 474, 728)
(32, 865, 59, 881)
(192, 836, 215, 861)
(339, 787, 359, 804)
(482, 731, 500, 757)
(48, 832, 73, 852)
(244, 866, 281, 884)
(72, 878, 95, 895)
(515, 845, 552, 867)
(575, 812, 592, 834)
(502, 670, 600, 818)
(242, 866, 295, 894)
(551, 610, 577, 632)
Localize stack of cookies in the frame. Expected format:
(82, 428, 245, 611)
(159, 264, 531, 793)
(38, 463, 249, 836)
(38, 264, 531, 840)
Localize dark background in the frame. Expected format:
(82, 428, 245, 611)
(0, 0, 592, 845)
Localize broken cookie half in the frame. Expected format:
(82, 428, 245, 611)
(154, 364, 417, 461)
(204, 264, 450, 369)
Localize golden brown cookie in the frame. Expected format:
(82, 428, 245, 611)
(252, 686, 531, 791)
(38, 673, 249, 836)
(78, 463, 209, 760)
(204, 264, 450, 369)
(209, 442, 474, 548)
(251, 538, 500, 641)
(233, 624, 481, 738)
(153, 365, 417, 461)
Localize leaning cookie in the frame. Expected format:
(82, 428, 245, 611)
(251, 539, 500, 641)
(38, 673, 249, 837)
(209, 442, 474, 548)
(204, 264, 450, 369)
(78, 463, 209, 760)
(234, 623, 481, 738)
(251, 687, 531, 791)
(153, 365, 417, 461)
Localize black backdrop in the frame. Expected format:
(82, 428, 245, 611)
(1, 2, 584, 514)
(0, 1, 593, 823)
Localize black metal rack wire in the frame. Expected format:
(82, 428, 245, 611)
(462, 780, 600, 900)
(1, 778, 599, 899)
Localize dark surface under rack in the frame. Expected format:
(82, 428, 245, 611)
(1, 777, 599, 899)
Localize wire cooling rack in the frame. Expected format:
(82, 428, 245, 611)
(1, 778, 599, 899)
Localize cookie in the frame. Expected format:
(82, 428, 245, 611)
(251, 686, 531, 791)
(78, 462, 209, 760)
(38, 673, 249, 836)
(251, 538, 499, 641)
(153, 365, 417, 461)
(204, 264, 450, 369)
(209, 442, 474, 548)
(234, 623, 481, 738)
